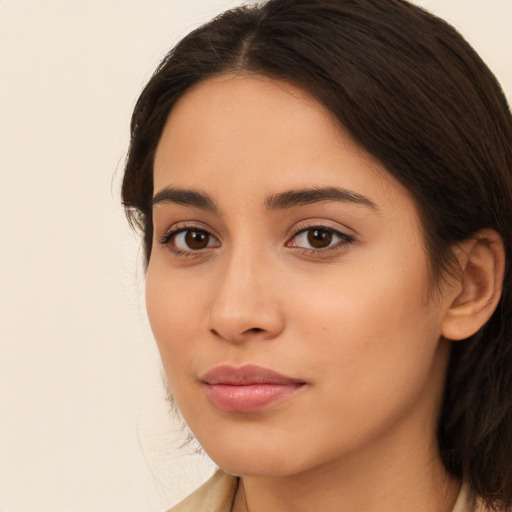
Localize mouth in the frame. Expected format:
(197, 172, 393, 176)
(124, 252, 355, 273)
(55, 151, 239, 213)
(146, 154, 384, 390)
(200, 364, 307, 413)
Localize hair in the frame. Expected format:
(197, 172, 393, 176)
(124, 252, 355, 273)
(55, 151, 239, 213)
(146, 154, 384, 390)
(121, 0, 512, 508)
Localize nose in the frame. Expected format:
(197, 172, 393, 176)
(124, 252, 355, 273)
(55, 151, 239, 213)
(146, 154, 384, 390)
(207, 247, 285, 343)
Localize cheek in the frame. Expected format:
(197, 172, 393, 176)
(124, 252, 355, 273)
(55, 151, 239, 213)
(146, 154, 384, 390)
(145, 264, 205, 377)
(287, 248, 443, 402)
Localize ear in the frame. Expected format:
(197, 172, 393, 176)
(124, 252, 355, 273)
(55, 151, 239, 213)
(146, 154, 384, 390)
(441, 229, 505, 341)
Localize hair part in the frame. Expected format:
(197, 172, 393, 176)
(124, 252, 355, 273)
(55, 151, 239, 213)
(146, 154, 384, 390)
(122, 0, 512, 507)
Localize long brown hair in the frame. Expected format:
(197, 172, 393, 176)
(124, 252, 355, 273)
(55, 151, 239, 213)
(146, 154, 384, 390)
(122, 0, 512, 507)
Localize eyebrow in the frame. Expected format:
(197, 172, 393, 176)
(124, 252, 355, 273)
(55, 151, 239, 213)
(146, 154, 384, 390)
(151, 185, 377, 211)
(265, 187, 377, 210)
(152, 187, 217, 211)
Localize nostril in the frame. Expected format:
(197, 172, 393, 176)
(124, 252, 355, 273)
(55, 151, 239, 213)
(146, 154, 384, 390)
(209, 326, 267, 341)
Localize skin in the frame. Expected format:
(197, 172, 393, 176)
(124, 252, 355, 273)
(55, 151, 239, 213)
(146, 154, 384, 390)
(147, 74, 464, 512)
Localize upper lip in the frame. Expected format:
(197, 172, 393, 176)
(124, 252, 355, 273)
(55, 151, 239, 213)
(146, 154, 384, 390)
(200, 364, 305, 385)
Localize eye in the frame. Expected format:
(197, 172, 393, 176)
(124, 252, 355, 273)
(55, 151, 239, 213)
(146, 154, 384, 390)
(287, 227, 353, 252)
(158, 226, 220, 254)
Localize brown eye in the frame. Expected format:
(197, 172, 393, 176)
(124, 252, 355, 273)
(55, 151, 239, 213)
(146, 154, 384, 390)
(184, 230, 210, 250)
(287, 226, 354, 253)
(307, 229, 333, 249)
(162, 227, 220, 253)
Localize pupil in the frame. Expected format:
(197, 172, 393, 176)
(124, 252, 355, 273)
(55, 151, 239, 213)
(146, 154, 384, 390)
(185, 230, 208, 249)
(307, 229, 332, 248)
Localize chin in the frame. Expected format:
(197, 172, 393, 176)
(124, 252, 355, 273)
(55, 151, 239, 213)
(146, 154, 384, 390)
(192, 426, 317, 478)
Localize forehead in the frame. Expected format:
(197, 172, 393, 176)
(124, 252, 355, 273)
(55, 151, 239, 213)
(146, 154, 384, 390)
(153, 73, 413, 216)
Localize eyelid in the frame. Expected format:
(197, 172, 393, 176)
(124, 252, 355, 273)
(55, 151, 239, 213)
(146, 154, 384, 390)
(156, 219, 218, 240)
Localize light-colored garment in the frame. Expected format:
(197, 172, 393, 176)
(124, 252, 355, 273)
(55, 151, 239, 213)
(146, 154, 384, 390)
(168, 471, 238, 512)
(168, 470, 479, 512)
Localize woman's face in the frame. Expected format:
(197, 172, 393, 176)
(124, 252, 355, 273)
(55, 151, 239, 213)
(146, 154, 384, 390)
(147, 74, 453, 477)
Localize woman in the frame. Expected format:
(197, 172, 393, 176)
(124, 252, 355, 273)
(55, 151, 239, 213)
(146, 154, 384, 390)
(122, 0, 512, 510)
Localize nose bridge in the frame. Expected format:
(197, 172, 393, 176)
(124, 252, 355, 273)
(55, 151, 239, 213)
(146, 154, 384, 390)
(207, 235, 283, 342)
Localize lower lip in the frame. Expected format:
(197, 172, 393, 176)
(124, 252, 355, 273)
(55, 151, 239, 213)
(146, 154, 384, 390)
(203, 383, 304, 413)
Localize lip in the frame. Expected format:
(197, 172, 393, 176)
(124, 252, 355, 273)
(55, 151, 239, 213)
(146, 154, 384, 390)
(200, 365, 306, 413)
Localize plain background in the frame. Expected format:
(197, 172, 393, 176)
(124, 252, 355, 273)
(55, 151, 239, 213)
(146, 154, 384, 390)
(0, 1, 511, 510)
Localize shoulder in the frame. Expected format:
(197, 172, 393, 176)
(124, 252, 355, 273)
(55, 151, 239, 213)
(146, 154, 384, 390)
(453, 482, 508, 512)
(167, 470, 239, 512)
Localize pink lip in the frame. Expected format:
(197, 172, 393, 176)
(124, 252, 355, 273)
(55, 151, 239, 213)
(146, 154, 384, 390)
(200, 365, 306, 413)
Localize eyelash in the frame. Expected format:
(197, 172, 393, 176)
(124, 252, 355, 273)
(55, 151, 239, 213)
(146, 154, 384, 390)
(157, 223, 355, 258)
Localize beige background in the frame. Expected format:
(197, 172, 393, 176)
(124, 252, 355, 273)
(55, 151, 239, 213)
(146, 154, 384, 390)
(0, 1, 511, 510)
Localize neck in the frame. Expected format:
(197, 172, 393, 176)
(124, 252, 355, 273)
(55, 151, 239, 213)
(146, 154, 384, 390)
(233, 424, 460, 512)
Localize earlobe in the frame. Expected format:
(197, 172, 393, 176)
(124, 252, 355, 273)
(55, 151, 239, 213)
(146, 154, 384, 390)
(441, 229, 505, 341)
